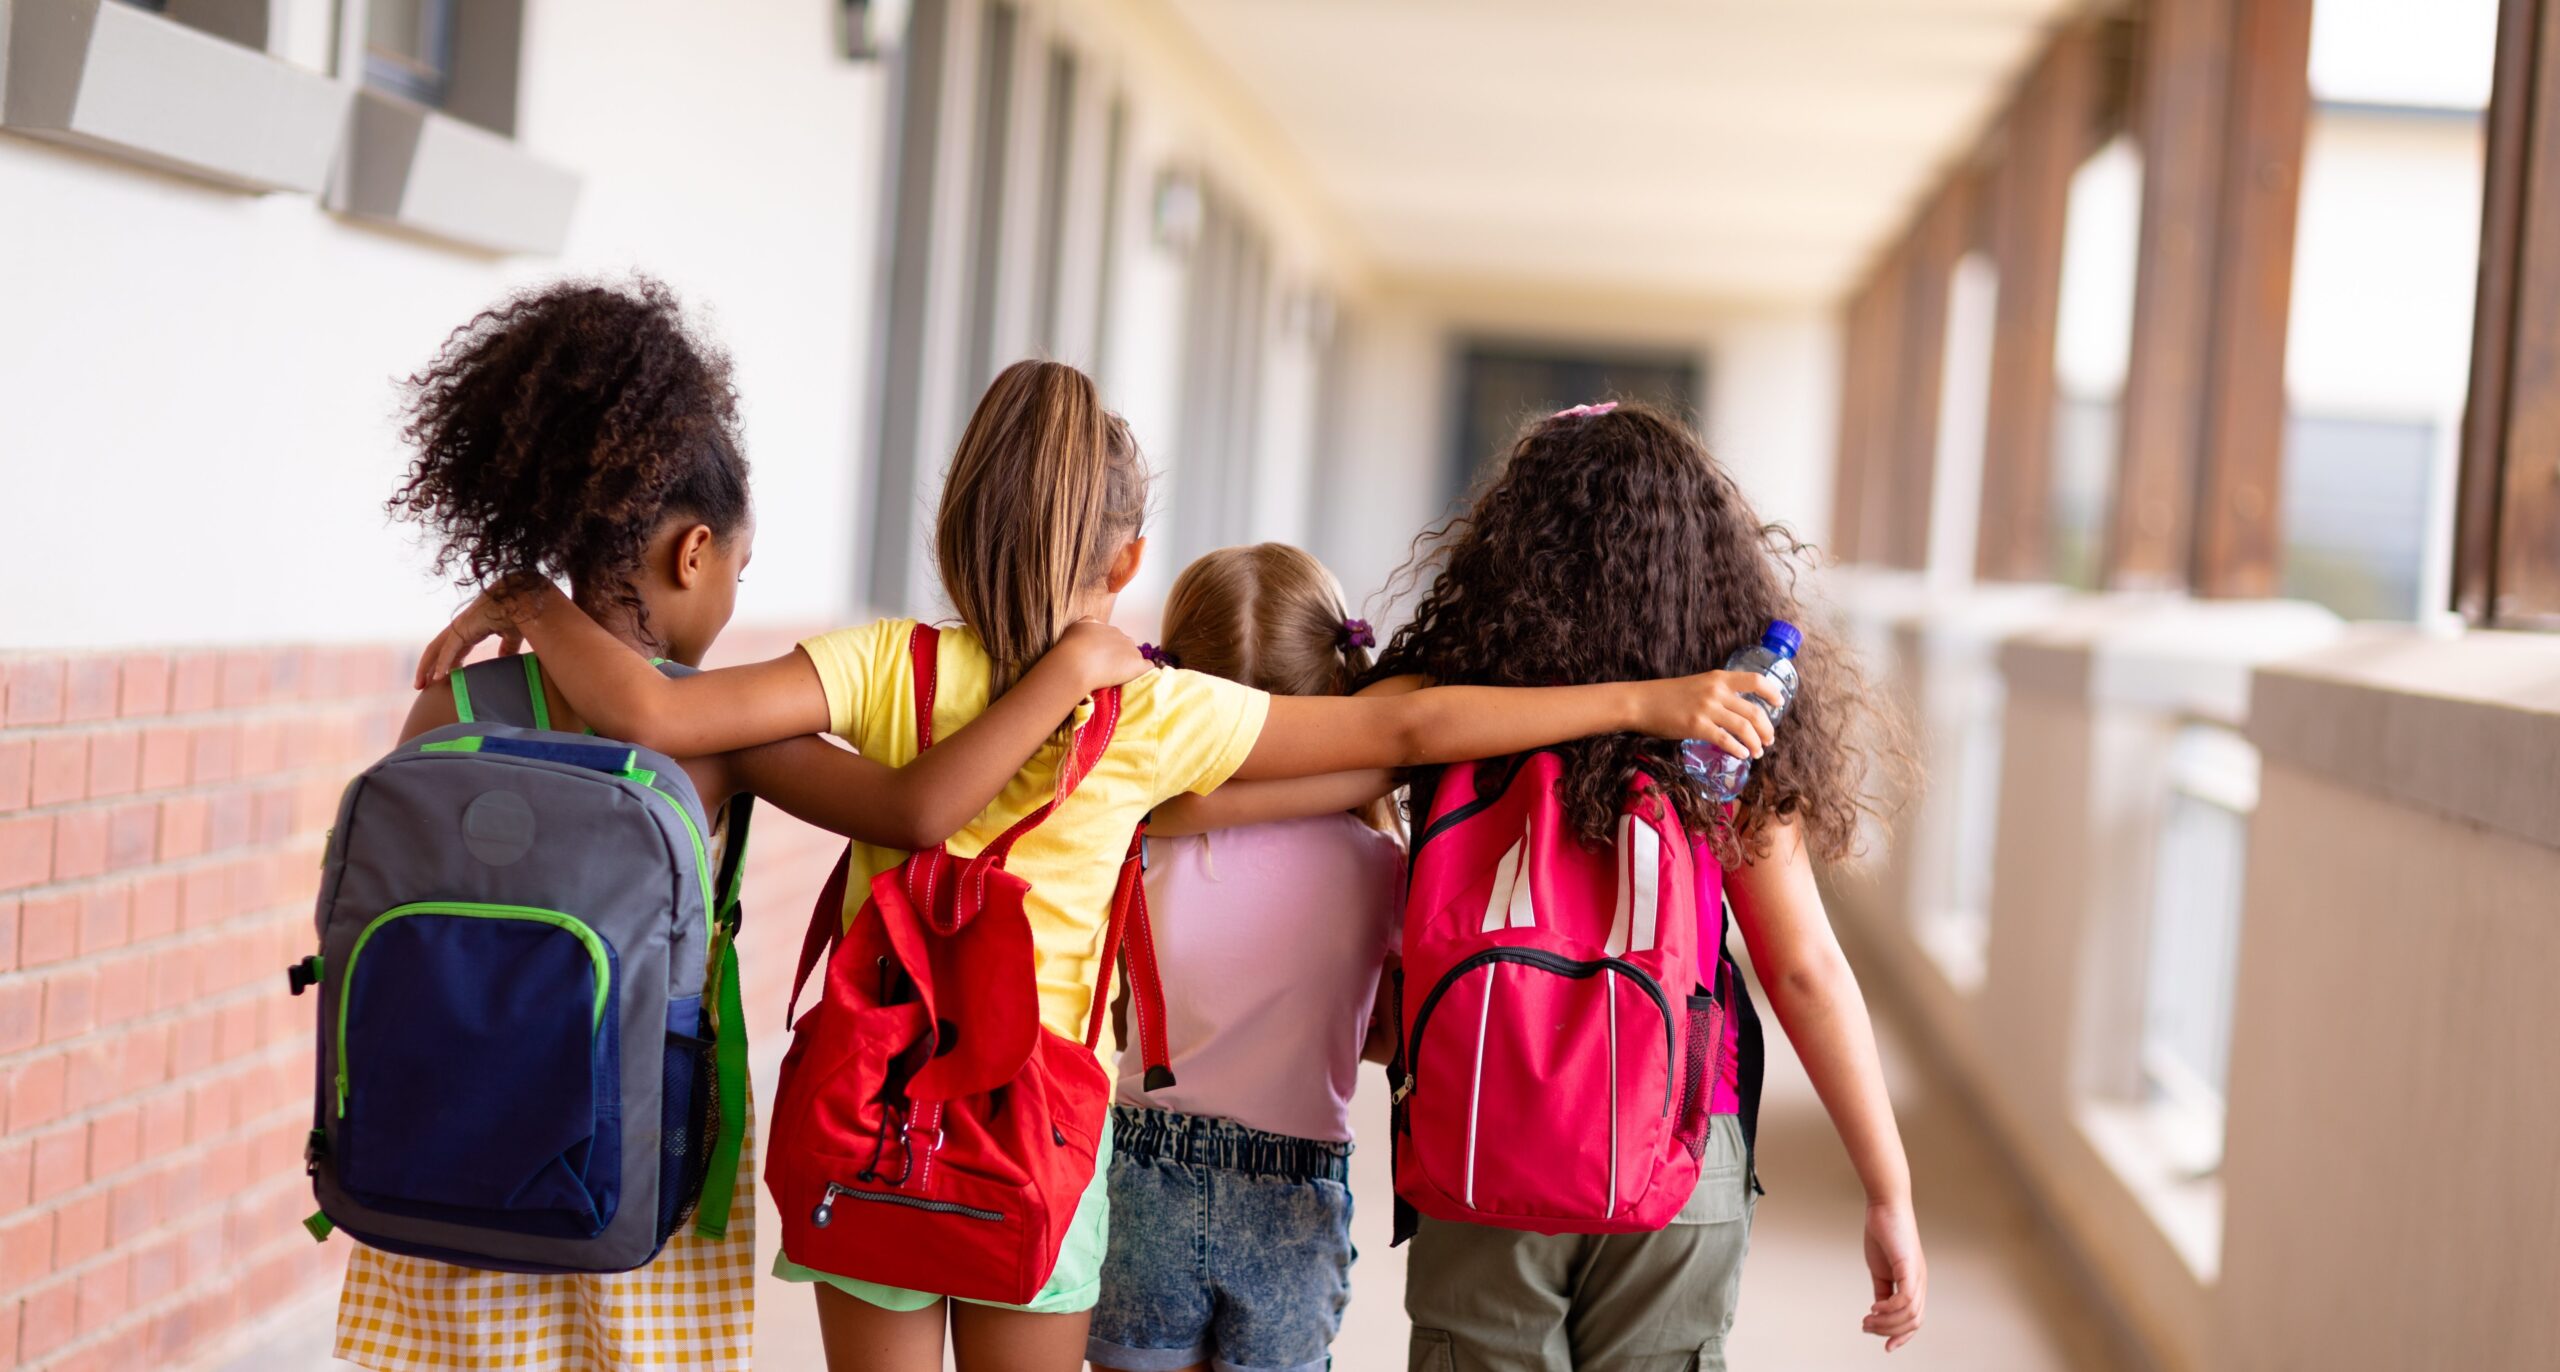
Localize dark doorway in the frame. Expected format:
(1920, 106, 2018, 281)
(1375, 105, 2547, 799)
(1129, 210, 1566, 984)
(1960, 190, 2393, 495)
(1449, 342, 1704, 502)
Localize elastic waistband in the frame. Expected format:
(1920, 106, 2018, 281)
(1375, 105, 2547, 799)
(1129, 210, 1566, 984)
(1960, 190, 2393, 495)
(1110, 1105, 1351, 1183)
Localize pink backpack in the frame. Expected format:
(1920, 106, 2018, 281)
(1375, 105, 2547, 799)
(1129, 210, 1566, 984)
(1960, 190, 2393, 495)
(1391, 749, 1756, 1236)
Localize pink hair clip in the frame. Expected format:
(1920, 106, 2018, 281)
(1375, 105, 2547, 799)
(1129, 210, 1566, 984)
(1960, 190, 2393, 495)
(1552, 401, 1617, 420)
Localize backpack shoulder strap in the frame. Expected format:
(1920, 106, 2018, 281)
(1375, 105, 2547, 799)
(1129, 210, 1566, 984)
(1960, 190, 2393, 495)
(653, 659, 755, 924)
(910, 623, 942, 751)
(788, 624, 942, 1026)
(979, 685, 1122, 870)
(449, 655, 548, 729)
(1086, 823, 1175, 1086)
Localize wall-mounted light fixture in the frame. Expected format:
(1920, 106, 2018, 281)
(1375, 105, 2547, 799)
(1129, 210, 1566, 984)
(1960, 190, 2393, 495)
(1152, 167, 1204, 253)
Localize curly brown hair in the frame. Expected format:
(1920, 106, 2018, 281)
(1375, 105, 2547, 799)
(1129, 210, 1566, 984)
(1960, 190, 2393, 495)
(1367, 402, 1902, 866)
(386, 277, 749, 634)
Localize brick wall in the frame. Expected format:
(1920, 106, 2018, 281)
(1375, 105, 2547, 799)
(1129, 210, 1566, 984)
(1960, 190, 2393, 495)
(0, 648, 412, 1370)
(0, 633, 845, 1372)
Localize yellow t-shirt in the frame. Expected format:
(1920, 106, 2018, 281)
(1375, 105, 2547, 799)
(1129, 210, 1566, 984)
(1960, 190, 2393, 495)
(798, 619, 1269, 1052)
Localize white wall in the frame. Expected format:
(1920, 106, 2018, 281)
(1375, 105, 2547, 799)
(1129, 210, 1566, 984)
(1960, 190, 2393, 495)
(1701, 307, 1840, 549)
(0, 0, 887, 649)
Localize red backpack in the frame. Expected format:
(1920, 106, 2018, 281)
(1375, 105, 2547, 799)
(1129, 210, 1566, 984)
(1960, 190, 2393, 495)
(766, 625, 1172, 1305)
(1391, 749, 1758, 1237)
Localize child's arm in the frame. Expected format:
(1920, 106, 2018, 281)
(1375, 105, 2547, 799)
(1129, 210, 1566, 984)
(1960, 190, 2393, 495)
(1148, 770, 1396, 836)
(719, 627, 1149, 848)
(414, 581, 1145, 761)
(417, 581, 830, 754)
(716, 661, 1089, 852)
(414, 587, 1149, 850)
(1727, 822, 1926, 1352)
(1360, 956, 1401, 1065)
(1229, 670, 1784, 780)
(672, 627, 1151, 850)
(1152, 676, 1420, 834)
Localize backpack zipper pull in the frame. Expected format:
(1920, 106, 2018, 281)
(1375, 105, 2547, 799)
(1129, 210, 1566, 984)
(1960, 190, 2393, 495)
(812, 1181, 845, 1229)
(1393, 1074, 1414, 1104)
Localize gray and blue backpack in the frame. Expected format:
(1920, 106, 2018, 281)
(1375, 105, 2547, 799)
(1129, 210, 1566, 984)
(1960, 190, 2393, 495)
(291, 654, 752, 1273)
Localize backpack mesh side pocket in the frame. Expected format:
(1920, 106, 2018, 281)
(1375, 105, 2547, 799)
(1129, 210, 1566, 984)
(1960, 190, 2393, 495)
(657, 999, 718, 1242)
(1673, 993, 1719, 1162)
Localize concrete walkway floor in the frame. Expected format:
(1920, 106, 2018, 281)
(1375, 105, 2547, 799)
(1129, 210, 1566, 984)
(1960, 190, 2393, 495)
(748, 977, 2121, 1371)
(258, 973, 2115, 1370)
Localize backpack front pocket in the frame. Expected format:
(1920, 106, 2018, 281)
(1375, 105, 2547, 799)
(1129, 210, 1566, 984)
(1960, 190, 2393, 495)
(335, 902, 623, 1238)
(1405, 948, 1676, 1224)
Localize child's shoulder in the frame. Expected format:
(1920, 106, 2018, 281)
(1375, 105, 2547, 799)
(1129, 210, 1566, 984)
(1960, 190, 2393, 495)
(798, 616, 909, 666)
(801, 617, 992, 676)
(1115, 664, 1264, 729)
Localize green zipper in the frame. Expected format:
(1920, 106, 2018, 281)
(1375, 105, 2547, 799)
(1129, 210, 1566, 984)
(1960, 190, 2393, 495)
(334, 902, 611, 1118)
(635, 772, 716, 912)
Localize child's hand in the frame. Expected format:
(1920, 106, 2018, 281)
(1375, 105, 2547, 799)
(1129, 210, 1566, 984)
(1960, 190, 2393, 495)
(413, 581, 550, 687)
(1641, 670, 1786, 759)
(1861, 1198, 1926, 1351)
(1056, 618, 1151, 691)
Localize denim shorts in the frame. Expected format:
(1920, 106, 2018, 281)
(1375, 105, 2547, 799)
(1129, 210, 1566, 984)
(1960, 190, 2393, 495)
(1088, 1106, 1356, 1372)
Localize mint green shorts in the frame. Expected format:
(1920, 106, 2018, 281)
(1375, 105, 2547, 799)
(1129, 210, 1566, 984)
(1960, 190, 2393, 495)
(774, 1128, 1114, 1314)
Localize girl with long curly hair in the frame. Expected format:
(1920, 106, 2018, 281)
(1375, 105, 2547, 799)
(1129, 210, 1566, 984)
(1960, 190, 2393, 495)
(340, 279, 1153, 1372)
(1372, 400, 1927, 1366)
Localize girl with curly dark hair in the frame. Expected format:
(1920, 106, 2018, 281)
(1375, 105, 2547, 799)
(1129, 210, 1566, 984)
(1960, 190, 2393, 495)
(1375, 400, 1928, 1364)
(341, 280, 1154, 1372)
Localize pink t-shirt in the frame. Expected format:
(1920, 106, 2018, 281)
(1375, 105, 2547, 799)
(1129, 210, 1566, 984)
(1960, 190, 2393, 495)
(1114, 814, 1404, 1144)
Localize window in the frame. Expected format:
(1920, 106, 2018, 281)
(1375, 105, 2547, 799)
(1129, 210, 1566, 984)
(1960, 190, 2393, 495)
(1168, 185, 1276, 563)
(1030, 44, 1078, 357)
(955, 0, 1020, 425)
(324, 0, 575, 256)
(2137, 722, 2258, 1175)
(2046, 135, 2143, 589)
(2278, 414, 2443, 618)
(1928, 251, 2001, 582)
(863, 0, 1129, 610)
(1090, 95, 1128, 388)
(109, 0, 267, 50)
(2278, 0, 2495, 621)
(363, 0, 457, 108)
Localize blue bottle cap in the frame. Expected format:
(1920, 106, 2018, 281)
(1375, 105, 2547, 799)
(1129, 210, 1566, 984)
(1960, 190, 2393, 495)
(1761, 620, 1802, 658)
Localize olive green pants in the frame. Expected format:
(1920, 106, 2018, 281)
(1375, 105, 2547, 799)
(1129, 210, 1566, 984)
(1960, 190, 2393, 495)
(1406, 1117, 1756, 1372)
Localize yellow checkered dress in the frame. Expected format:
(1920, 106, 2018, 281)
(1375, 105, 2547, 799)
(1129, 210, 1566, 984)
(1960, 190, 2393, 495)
(333, 1113, 756, 1371)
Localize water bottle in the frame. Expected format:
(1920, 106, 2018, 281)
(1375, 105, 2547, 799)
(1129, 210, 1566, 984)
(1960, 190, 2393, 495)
(1680, 620, 1802, 802)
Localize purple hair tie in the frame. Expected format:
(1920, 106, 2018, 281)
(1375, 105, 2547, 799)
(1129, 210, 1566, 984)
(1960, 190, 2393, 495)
(1138, 642, 1177, 669)
(1339, 619, 1375, 651)
(1552, 401, 1617, 420)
